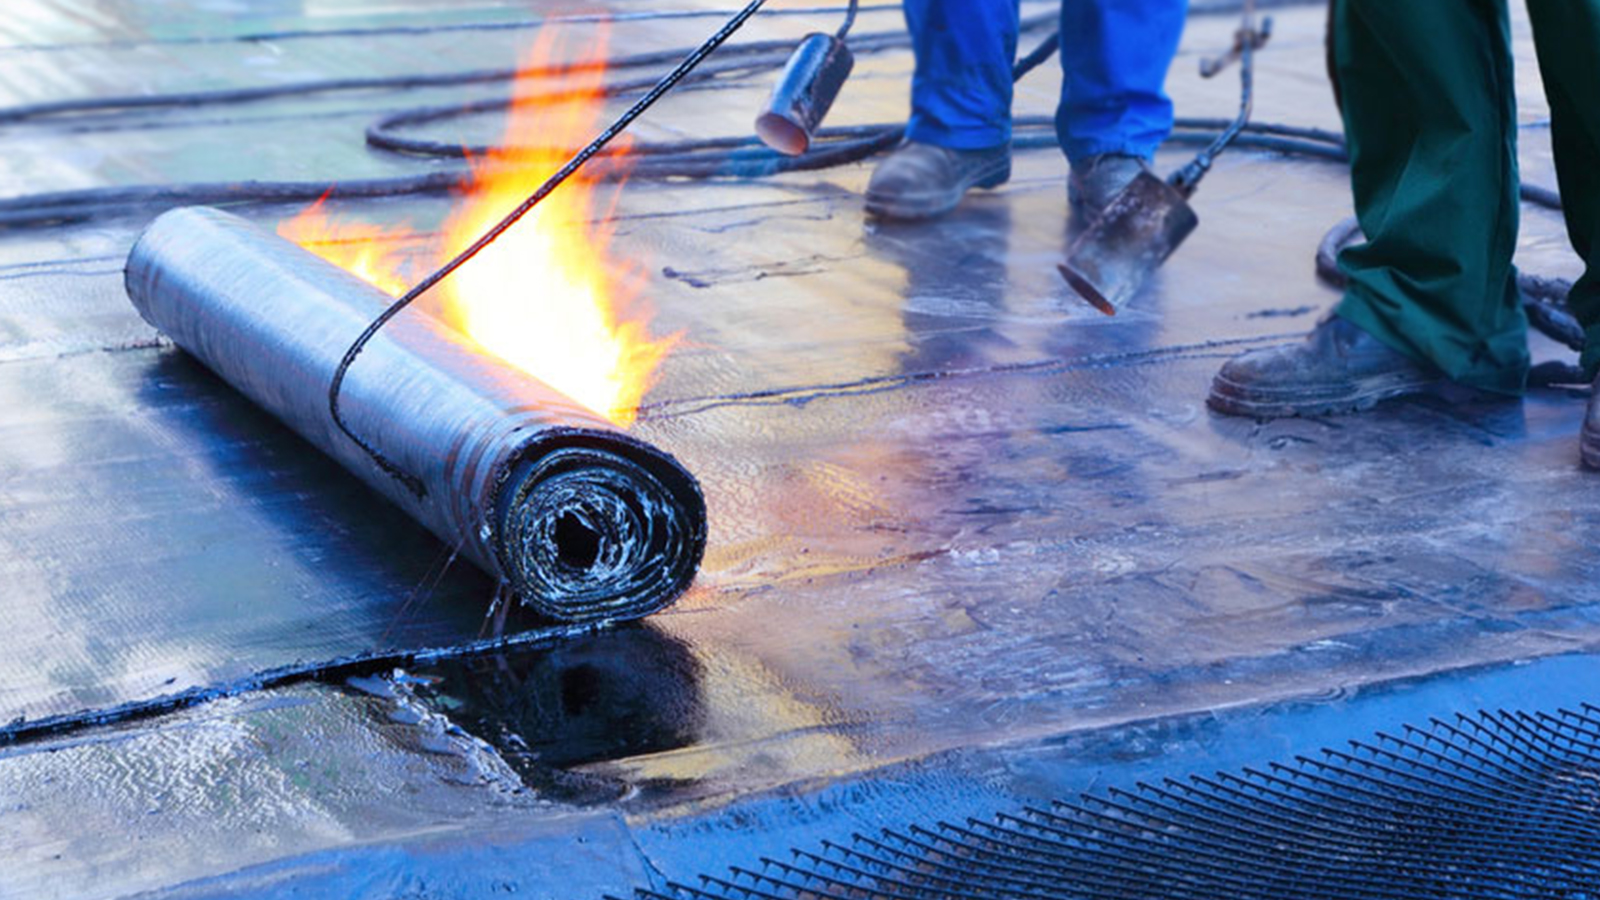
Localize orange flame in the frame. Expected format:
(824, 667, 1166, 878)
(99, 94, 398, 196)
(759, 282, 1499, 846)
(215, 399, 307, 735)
(278, 26, 675, 427)
(276, 194, 413, 297)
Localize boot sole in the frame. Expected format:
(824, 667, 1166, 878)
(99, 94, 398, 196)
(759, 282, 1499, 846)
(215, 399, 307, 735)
(1207, 370, 1443, 419)
(864, 159, 1011, 221)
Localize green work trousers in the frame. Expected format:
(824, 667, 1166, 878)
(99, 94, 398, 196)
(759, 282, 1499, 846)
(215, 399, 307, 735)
(1332, 0, 1600, 394)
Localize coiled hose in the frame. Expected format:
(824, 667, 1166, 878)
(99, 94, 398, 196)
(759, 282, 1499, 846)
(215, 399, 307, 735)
(0, 5, 1335, 227)
(0, 0, 1583, 379)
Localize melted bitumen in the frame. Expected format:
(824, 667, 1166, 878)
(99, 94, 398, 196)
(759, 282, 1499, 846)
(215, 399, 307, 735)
(404, 625, 704, 802)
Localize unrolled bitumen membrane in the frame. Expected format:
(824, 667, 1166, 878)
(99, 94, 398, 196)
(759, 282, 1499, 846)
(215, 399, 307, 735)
(123, 206, 706, 623)
(13, 4, 1600, 895)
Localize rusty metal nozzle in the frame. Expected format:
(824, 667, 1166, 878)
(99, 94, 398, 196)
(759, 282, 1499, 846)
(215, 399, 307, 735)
(1059, 0, 1264, 315)
(1057, 171, 1200, 315)
(754, 32, 854, 156)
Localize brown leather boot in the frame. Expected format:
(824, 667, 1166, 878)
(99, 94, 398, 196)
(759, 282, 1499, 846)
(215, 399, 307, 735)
(1067, 153, 1151, 221)
(864, 140, 1011, 221)
(1209, 314, 1444, 418)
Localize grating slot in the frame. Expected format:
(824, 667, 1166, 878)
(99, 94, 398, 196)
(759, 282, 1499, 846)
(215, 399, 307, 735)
(626, 702, 1600, 899)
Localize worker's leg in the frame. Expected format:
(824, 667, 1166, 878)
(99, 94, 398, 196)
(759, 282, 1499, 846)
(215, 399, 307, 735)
(904, 0, 1020, 149)
(1055, 0, 1188, 165)
(1526, 0, 1600, 465)
(868, 0, 1017, 219)
(1208, 0, 1522, 417)
(1525, 1, 1600, 378)
(1332, 0, 1526, 395)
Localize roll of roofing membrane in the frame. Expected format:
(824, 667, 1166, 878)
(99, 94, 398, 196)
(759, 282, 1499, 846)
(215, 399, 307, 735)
(125, 206, 705, 623)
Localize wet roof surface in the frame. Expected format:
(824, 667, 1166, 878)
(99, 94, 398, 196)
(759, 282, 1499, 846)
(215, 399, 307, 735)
(2, 2, 1599, 898)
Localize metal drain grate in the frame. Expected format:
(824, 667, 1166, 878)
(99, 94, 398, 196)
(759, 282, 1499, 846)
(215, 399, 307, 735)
(621, 704, 1600, 899)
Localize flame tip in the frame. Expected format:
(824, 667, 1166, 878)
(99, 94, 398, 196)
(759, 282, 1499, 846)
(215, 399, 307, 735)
(281, 24, 670, 423)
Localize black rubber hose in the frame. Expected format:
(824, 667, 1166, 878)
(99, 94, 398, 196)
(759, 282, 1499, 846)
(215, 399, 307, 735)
(0, 620, 613, 747)
(0, 119, 1352, 229)
(836, 0, 862, 39)
(1314, 213, 1588, 386)
(1, 6, 1346, 229)
(0, 0, 1579, 371)
(0, 16, 1019, 127)
(1311, 0, 1583, 383)
(0, 115, 1577, 379)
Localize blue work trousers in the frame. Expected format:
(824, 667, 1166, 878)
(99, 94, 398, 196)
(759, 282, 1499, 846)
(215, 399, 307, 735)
(903, 0, 1188, 163)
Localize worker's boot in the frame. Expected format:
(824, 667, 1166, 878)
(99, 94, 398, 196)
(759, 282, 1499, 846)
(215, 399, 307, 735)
(1582, 374, 1600, 469)
(1208, 314, 1444, 418)
(1068, 153, 1152, 221)
(864, 140, 1011, 221)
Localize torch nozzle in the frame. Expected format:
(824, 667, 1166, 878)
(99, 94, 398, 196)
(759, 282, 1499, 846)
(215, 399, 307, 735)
(754, 32, 855, 156)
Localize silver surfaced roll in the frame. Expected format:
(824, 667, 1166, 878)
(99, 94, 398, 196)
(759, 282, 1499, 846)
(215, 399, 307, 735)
(125, 206, 705, 623)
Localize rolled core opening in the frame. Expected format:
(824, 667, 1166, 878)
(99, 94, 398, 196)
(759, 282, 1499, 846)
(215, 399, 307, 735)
(555, 512, 602, 570)
(493, 439, 706, 623)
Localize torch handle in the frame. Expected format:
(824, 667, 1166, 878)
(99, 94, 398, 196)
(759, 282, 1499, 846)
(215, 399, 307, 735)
(1169, 0, 1267, 197)
(836, 0, 860, 39)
